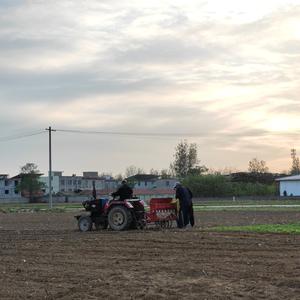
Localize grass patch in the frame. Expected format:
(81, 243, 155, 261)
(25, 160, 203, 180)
(2, 201, 300, 213)
(193, 205, 300, 212)
(0, 203, 82, 213)
(0, 207, 67, 213)
(195, 199, 300, 206)
(210, 223, 300, 234)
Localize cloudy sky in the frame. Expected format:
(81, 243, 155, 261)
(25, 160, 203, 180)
(0, 0, 300, 177)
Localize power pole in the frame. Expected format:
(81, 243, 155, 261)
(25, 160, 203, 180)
(46, 126, 56, 208)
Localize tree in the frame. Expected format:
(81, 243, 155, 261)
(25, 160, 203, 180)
(114, 173, 123, 181)
(149, 168, 159, 175)
(160, 169, 172, 179)
(124, 165, 145, 178)
(17, 163, 44, 202)
(290, 149, 300, 175)
(170, 140, 207, 178)
(248, 158, 269, 173)
(98, 172, 113, 179)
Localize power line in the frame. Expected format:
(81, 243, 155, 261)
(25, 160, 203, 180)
(55, 128, 202, 138)
(0, 130, 46, 142)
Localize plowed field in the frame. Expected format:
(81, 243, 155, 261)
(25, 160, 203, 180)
(1, 211, 300, 299)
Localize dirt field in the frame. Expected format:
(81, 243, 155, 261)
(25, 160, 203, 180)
(1, 211, 300, 299)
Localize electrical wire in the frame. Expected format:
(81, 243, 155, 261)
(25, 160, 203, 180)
(54, 128, 201, 138)
(0, 130, 46, 142)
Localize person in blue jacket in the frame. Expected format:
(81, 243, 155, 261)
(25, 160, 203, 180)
(174, 182, 195, 228)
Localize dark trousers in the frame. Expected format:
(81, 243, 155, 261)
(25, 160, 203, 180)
(177, 203, 194, 228)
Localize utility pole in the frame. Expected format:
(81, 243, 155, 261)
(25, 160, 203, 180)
(46, 126, 56, 209)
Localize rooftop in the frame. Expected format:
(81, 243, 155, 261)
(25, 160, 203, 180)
(276, 175, 300, 181)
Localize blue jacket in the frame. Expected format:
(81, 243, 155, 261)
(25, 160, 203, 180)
(175, 185, 193, 207)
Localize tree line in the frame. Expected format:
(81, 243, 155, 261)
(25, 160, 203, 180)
(15, 142, 300, 201)
(170, 141, 299, 198)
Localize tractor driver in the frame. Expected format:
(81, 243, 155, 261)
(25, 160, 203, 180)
(111, 180, 133, 201)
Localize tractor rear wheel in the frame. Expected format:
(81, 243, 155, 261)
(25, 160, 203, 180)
(108, 206, 132, 231)
(78, 216, 93, 232)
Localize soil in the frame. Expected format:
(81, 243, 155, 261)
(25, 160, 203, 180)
(1, 211, 300, 299)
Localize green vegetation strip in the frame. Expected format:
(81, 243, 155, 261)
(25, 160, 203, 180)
(3, 201, 300, 213)
(196, 200, 300, 206)
(210, 223, 300, 234)
(193, 205, 300, 212)
(0, 203, 82, 213)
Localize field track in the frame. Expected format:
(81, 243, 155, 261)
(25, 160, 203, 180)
(1, 211, 300, 299)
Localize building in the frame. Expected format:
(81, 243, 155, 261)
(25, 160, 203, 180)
(38, 171, 178, 201)
(276, 175, 300, 196)
(134, 188, 175, 201)
(127, 174, 177, 190)
(39, 171, 118, 195)
(0, 174, 21, 199)
(126, 174, 178, 200)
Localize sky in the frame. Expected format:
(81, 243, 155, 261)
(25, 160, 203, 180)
(0, 0, 300, 177)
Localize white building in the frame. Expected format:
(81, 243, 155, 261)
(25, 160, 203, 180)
(276, 175, 300, 196)
(39, 171, 118, 194)
(0, 174, 21, 199)
(127, 174, 178, 190)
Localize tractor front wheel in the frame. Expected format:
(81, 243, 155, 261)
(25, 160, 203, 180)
(108, 206, 132, 231)
(78, 216, 93, 232)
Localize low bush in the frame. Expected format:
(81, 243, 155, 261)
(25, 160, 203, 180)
(182, 174, 276, 197)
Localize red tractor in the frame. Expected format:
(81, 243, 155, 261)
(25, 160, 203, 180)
(75, 197, 146, 231)
(75, 196, 178, 231)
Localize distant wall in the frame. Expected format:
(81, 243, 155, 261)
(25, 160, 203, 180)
(0, 197, 29, 204)
(41, 195, 93, 203)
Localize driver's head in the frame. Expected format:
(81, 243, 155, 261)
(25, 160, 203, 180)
(121, 179, 127, 185)
(173, 182, 180, 189)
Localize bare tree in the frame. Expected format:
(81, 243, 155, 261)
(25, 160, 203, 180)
(124, 165, 145, 178)
(114, 173, 123, 181)
(290, 149, 300, 175)
(149, 168, 159, 175)
(248, 158, 269, 173)
(160, 169, 172, 179)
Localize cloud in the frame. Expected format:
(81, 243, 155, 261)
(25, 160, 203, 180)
(275, 40, 300, 55)
(0, 65, 173, 104)
(0, 0, 300, 175)
(112, 36, 225, 65)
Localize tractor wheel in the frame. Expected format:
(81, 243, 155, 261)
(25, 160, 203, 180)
(108, 206, 132, 231)
(78, 216, 93, 232)
(136, 219, 147, 230)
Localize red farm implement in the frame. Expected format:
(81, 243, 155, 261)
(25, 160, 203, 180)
(146, 197, 178, 228)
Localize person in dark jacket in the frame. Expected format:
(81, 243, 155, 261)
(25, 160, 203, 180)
(174, 182, 194, 228)
(111, 180, 133, 201)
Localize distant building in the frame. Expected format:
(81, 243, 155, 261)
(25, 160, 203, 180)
(0, 174, 21, 199)
(276, 175, 300, 196)
(37, 172, 178, 200)
(83, 171, 99, 178)
(126, 174, 177, 190)
(133, 188, 175, 201)
(39, 171, 118, 195)
(126, 174, 177, 200)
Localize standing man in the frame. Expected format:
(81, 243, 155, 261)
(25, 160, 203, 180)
(174, 182, 194, 228)
(111, 179, 133, 201)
